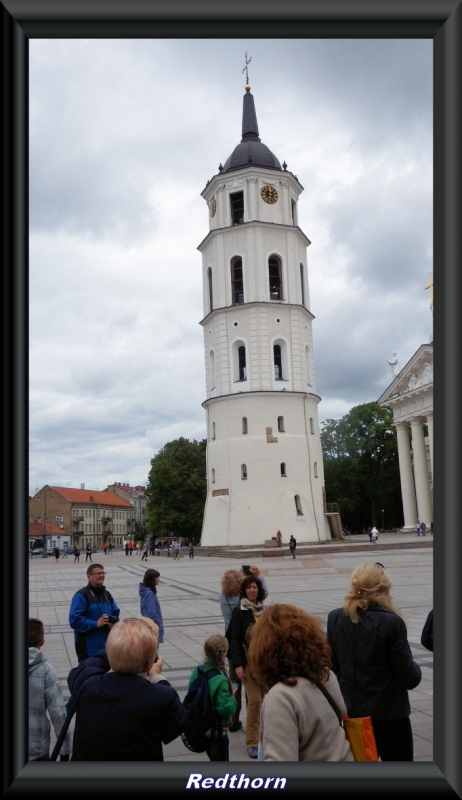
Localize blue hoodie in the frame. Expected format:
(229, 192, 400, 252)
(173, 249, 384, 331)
(139, 583, 164, 643)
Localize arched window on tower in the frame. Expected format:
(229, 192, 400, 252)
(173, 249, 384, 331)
(232, 340, 248, 383)
(211, 421, 216, 440)
(294, 495, 303, 515)
(211, 468, 215, 484)
(280, 462, 287, 477)
(300, 262, 306, 306)
(238, 345, 247, 381)
(209, 349, 216, 390)
(207, 266, 213, 312)
(274, 344, 283, 379)
(309, 417, 314, 434)
(268, 255, 283, 300)
(305, 344, 312, 386)
(231, 257, 244, 305)
(241, 464, 248, 480)
(291, 198, 297, 225)
(278, 416, 285, 432)
(242, 417, 248, 434)
(314, 462, 318, 478)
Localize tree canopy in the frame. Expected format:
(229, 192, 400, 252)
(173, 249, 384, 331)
(145, 437, 207, 541)
(320, 402, 402, 533)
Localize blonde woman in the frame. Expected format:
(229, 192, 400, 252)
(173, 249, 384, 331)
(327, 562, 422, 761)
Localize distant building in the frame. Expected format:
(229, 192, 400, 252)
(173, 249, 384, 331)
(106, 482, 147, 524)
(378, 343, 433, 531)
(28, 518, 68, 550)
(29, 485, 133, 551)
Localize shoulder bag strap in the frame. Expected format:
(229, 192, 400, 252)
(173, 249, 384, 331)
(316, 681, 343, 726)
(49, 675, 93, 761)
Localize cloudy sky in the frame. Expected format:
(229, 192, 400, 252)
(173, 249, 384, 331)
(29, 38, 433, 497)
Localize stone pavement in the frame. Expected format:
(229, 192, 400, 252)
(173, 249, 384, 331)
(29, 532, 433, 762)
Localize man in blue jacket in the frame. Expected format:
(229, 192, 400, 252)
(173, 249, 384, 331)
(69, 563, 120, 662)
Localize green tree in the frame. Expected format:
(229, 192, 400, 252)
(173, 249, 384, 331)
(320, 402, 402, 532)
(146, 437, 207, 542)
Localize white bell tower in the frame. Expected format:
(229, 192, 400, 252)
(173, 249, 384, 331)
(199, 81, 331, 546)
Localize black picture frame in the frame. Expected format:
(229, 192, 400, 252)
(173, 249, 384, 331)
(2, 0, 461, 796)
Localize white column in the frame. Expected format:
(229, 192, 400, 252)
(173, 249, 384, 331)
(426, 412, 434, 487)
(395, 422, 418, 530)
(410, 418, 433, 527)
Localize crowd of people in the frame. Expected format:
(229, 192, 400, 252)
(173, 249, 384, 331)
(29, 557, 430, 764)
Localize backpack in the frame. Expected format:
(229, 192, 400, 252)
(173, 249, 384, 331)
(181, 665, 222, 753)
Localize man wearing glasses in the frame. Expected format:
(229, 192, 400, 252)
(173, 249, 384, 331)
(69, 564, 120, 662)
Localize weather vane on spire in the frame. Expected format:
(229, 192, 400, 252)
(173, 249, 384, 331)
(242, 52, 252, 88)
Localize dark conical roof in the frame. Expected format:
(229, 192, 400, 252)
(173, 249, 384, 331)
(222, 88, 282, 173)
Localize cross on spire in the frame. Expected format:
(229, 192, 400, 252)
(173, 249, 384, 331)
(424, 273, 433, 304)
(242, 52, 252, 87)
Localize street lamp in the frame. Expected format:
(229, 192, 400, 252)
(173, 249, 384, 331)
(42, 486, 53, 556)
(382, 509, 385, 531)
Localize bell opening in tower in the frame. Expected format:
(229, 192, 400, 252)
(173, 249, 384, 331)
(230, 191, 244, 224)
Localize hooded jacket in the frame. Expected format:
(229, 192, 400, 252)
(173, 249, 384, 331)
(29, 647, 72, 759)
(327, 603, 422, 721)
(139, 583, 164, 643)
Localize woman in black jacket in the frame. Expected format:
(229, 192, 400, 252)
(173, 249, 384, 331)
(327, 562, 422, 761)
(228, 575, 266, 759)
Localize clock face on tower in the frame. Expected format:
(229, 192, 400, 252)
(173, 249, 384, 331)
(209, 197, 217, 217)
(261, 185, 278, 204)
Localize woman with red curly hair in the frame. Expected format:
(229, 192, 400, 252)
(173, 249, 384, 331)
(248, 604, 354, 762)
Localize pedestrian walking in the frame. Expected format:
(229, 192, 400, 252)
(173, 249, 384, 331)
(85, 544, 92, 562)
(416, 521, 421, 536)
(69, 563, 120, 662)
(141, 542, 149, 562)
(103, 542, 108, 556)
(289, 535, 297, 558)
(420, 521, 427, 536)
(370, 527, 379, 544)
(54, 546, 60, 561)
(129, 540, 133, 556)
(73, 546, 80, 562)
(189, 543, 194, 558)
(276, 530, 283, 547)
(173, 540, 180, 560)
(62, 544, 69, 559)
(125, 541, 129, 555)
(108, 542, 113, 555)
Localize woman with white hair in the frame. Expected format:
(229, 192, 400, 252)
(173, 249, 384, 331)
(327, 562, 422, 761)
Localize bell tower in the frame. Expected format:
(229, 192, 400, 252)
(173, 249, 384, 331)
(199, 79, 331, 546)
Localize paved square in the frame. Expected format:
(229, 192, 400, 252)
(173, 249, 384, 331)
(29, 534, 433, 762)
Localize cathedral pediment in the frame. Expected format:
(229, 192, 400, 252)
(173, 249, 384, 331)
(378, 343, 433, 421)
